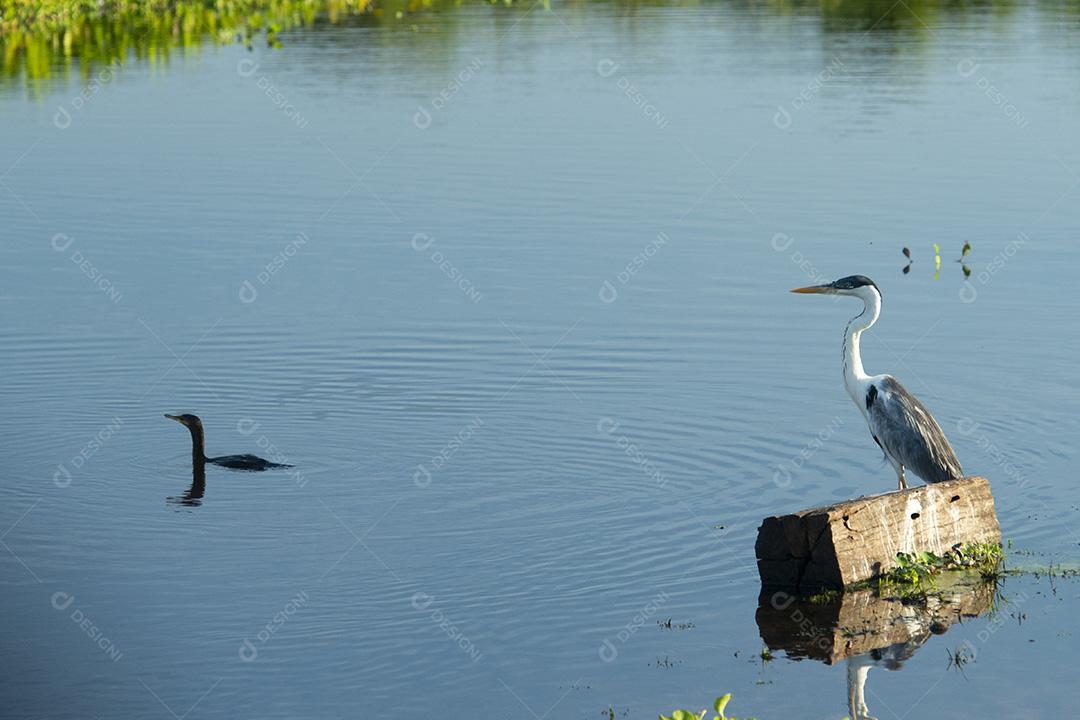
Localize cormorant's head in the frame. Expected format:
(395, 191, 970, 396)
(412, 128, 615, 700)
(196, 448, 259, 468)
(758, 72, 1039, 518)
(790, 275, 881, 299)
(165, 413, 203, 429)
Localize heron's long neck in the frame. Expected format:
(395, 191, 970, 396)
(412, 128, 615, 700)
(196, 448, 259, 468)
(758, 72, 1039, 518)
(842, 291, 881, 405)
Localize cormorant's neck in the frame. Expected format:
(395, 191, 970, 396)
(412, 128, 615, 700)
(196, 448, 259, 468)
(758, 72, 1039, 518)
(842, 289, 881, 407)
(184, 462, 206, 504)
(188, 424, 208, 465)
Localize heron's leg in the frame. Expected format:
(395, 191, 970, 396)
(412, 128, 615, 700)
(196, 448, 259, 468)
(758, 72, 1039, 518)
(882, 451, 906, 492)
(847, 658, 877, 720)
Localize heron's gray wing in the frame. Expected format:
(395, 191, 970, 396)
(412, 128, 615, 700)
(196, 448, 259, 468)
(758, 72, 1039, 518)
(866, 376, 963, 483)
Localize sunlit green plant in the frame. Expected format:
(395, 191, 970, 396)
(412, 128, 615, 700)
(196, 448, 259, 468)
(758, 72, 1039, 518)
(874, 542, 1003, 593)
(660, 693, 758, 720)
(880, 550, 942, 586)
(0, 0, 374, 82)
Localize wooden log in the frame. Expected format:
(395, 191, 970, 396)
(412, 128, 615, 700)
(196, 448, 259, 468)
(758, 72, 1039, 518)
(755, 476, 1000, 591)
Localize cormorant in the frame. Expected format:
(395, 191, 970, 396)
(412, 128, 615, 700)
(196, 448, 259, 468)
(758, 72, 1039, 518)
(165, 414, 293, 471)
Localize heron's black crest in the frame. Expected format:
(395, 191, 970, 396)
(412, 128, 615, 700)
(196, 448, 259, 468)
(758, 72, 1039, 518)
(832, 275, 881, 295)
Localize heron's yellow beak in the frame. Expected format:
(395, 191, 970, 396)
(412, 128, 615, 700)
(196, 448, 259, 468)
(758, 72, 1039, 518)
(790, 284, 832, 294)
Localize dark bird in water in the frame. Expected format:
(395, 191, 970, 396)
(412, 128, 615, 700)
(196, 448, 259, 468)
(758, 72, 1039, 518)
(165, 414, 293, 471)
(791, 276, 963, 490)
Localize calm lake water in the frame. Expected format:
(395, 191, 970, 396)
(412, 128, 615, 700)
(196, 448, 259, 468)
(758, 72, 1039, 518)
(2, 1, 1080, 717)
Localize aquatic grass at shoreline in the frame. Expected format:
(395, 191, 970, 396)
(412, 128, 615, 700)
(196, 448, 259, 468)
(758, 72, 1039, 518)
(0, 0, 374, 81)
(1, 0, 1042, 84)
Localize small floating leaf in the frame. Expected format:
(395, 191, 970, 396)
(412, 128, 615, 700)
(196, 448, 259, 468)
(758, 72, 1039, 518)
(902, 247, 911, 259)
(715, 693, 732, 717)
(961, 241, 972, 257)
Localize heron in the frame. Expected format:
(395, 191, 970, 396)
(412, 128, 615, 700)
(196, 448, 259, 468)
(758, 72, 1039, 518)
(791, 275, 962, 491)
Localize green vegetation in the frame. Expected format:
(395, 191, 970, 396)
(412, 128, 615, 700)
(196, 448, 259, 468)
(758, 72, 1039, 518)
(868, 542, 1003, 595)
(660, 693, 758, 720)
(0, 0, 1034, 84)
(0, 0, 375, 82)
(1004, 563, 1080, 579)
(805, 589, 840, 604)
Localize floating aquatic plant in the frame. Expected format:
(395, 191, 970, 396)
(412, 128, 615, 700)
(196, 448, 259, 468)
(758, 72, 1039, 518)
(660, 693, 759, 720)
(872, 541, 1003, 594)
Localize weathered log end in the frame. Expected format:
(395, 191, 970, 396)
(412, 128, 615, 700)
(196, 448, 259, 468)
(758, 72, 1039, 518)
(756, 476, 1001, 591)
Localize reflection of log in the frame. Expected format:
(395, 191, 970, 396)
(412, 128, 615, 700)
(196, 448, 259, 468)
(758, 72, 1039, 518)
(755, 476, 1000, 590)
(756, 575, 995, 665)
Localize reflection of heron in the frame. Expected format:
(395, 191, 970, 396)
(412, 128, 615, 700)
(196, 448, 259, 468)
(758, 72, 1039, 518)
(846, 599, 948, 720)
(757, 581, 994, 720)
(847, 654, 876, 720)
(792, 276, 963, 490)
(847, 645, 919, 719)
